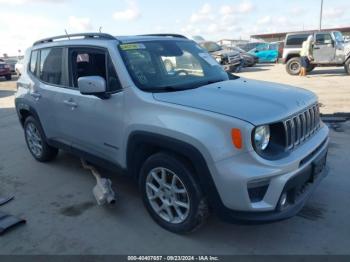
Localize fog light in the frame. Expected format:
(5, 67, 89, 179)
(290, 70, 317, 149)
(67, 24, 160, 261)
(279, 193, 288, 207)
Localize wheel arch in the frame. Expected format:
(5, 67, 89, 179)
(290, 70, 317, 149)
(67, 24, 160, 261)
(286, 53, 300, 63)
(126, 131, 225, 211)
(15, 100, 41, 128)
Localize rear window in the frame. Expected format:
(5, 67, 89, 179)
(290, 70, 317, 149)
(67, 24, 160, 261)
(286, 34, 309, 46)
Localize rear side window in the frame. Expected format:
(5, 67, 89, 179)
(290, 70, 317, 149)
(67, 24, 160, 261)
(38, 48, 64, 85)
(30, 50, 39, 74)
(286, 34, 309, 46)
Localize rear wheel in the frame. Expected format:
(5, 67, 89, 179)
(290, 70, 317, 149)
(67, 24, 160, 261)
(24, 116, 58, 162)
(140, 152, 209, 234)
(286, 57, 302, 75)
(345, 59, 350, 75)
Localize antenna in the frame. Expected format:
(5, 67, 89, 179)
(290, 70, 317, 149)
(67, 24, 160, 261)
(99, 26, 102, 33)
(64, 29, 70, 40)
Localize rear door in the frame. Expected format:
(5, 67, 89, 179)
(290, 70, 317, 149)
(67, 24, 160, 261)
(313, 33, 336, 63)
(28, 47, 67, 140)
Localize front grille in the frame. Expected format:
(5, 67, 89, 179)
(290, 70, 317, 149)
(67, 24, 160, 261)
(283, 104, 321, 150)
(228, 55, 240, 64)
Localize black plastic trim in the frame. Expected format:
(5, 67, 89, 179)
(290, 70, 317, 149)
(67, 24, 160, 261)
(126, 131, 227, 212)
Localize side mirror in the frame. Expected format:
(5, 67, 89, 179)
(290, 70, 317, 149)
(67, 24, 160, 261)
(78, 76, 107, 97)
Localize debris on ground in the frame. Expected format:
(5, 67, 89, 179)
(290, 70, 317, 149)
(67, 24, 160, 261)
(81, 159, 116, 206)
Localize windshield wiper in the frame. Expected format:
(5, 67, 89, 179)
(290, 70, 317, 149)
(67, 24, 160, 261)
(143, 86, 187, 93)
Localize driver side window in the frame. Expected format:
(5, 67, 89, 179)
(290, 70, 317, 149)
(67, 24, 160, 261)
(315, 34, 333, 45)
(69, 47, 122, 93)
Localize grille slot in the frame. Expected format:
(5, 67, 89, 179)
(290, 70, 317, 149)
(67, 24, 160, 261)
(283, 104, 321, 150)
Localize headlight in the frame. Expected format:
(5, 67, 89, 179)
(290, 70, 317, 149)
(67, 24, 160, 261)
(215, 56, 222, 63)
(254, 125, 270, 151)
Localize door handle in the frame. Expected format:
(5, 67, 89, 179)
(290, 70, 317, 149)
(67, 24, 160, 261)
(63, 99, 78, 108)
(314, 47, 320, 50)
(30, 92, 41, 100)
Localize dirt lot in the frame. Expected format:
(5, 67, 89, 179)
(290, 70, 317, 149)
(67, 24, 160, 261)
(238, 64, 350, 115)
(0, 68, 350, 255)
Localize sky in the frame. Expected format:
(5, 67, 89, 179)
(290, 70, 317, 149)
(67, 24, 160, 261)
(0, 0, 349, 56)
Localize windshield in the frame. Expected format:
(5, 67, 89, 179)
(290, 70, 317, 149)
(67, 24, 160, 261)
(333, 31, 344, 43)
(200, 42, 223, 53)
(119, 40, 229, 92)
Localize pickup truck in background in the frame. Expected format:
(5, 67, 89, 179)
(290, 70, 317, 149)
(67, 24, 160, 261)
(282, 31, 350, 75)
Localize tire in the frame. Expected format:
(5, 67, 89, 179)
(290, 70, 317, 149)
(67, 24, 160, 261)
(24, 116, 58, 162)
(286, 57, 302, 75)
(5, 74, 11, 80)
(140, 152, 209, 234)
(345, 59, 350, 75)
(306, 64, 315, 73)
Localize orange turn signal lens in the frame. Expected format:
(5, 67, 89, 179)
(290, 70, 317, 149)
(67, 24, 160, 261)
(231, 128, 243, 149)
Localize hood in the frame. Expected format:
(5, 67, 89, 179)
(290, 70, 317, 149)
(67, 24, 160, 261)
(153, 78, 317, 126)
(211, 50, 240, 57)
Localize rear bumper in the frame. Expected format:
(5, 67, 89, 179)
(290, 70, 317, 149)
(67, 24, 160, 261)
(0, 69, 11, 76)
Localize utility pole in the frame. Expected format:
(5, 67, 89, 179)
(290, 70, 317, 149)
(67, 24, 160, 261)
(319, 0, 324, 31)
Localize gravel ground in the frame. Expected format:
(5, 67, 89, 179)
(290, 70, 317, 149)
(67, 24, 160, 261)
(238, 64, 350, 115)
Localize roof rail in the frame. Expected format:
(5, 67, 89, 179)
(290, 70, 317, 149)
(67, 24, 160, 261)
(33, 33, 116, 46)
(138, 34, 188, 39)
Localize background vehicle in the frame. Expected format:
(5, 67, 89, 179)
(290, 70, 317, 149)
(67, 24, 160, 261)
(16, 33, 329, 233)
(0, 61, 12, 80)
(248, 42, 279, 63)
(283, 31, 350, 75)
(237, 42, 263, 52)
(2, 58, 17, 74)
(222, 45, 258, 67)
(199, 41, 243, 72)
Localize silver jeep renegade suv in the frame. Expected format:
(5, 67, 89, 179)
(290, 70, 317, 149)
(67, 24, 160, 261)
(15, 33, 329, 233)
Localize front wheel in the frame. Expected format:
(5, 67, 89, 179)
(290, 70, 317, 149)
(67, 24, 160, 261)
(286, 57, 302, 75)
(345, 59, 350, 75)
(5, 74, 11, 80)
(140, 152, 209, 234)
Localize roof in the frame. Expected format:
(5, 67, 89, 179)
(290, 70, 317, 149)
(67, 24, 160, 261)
(116, 35, 189, 43)
(251, 26, 350, 39)
(32, 33, 189, 46)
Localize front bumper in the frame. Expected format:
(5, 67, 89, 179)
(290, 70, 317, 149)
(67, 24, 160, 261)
(210, 125, 329, 223)
(222, 146, 328, 222)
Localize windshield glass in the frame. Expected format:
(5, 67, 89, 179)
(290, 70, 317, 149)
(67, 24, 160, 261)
(200, 42, 223, 53)
(119, 40, 229, 92)
(333, 32, 344, 43)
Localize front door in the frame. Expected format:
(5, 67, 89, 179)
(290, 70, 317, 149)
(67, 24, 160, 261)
(55, 47, 125, 164)
(313, 33, 336, 63)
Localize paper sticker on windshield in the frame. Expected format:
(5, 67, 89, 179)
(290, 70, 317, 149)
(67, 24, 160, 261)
(119, 43, 146, 50)
(198, 53, 219, 66)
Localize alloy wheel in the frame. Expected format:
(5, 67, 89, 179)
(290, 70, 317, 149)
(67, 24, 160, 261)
(145, 167, 190, 224)
(25, 122, 43, 158)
